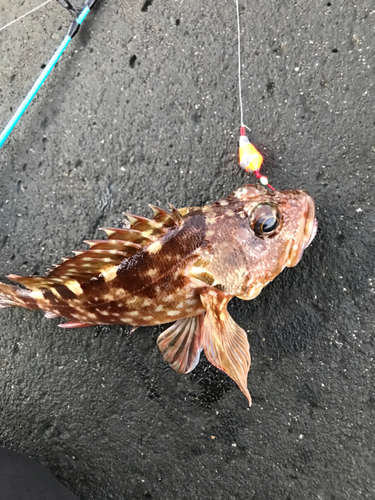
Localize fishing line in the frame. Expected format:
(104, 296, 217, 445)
(235, 0, 244, 128)
(0, 0, 53, 34)
(235, 0, 251, 131)
(235, 0, 275, 190)
(0, 0, 97, 149)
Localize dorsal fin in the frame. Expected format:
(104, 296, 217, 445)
(8, 204, 184, 291)
(8, 274, 72, 290)
(123, 212, 170, 237)
(101, 227, 154, 244)
(169, 204, 184, 224)
(148, 204, 183, 227)
(8, 237, 143, 289)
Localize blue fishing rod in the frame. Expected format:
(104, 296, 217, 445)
(0, 0, 97, 149)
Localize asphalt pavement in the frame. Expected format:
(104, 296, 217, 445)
(0, 0, 374, 499)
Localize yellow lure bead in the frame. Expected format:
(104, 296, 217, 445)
(239, 134, 263, 172)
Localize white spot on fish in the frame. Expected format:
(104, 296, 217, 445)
(155, 305, 164, 312)
(113, 288, 125, 299)
(147, 241, 162, 254)
(86, 312, 98, 320)
(206, 229, 214, 237)
(143, 316, 153, 321)
(207, 216, 217, 225)
(163, 294, 175, 302)
(102, 293, 114, 302)
(127, 296, 139, 305)
(102, 266, 118, 283)
(219, 199, 229, 206)
(234, 189, 245, 198)
(167, 310, 180, 317)
(226, 209, 235, 217)
(66, 281, 83, 296)
(143, 298, 152, 306)
(128, 311, 139, 317)
(146, 268, 158, 278)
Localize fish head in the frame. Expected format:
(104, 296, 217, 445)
(231, 184, 317, 279)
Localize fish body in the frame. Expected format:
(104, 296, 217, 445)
(0, 185, 317, 403)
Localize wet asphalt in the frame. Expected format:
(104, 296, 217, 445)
(0, 0, 374, 499)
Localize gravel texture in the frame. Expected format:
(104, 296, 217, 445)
(0, 0, 374, 499)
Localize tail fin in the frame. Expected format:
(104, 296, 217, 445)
(0, 282, 33, 309)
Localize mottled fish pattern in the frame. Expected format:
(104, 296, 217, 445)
(0, 185, 317, 404)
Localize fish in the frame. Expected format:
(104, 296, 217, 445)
(0, 184, 317, 404)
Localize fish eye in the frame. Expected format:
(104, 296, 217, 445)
(250, 203, 281, 237)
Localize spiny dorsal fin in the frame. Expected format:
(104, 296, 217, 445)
(84, 239, 142, 253)
(101, 227, 154, 244)
(148, 205, 175, 226)
(8, 203, 184, 291)
(43, 237, 144, 282)
(169, 204, 184, 224)
(149, 204, 183, 227)
(123, 204, 183, 236)
(123, 212, 170, 237)
(8, 274, 74, 290)
(8, 237, 144, 289)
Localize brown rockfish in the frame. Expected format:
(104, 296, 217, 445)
(0, 185, 317, 404)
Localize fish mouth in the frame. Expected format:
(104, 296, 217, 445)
(285, 192, 317, 268)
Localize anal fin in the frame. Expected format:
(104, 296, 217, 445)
(200, 289, 251, 405)
(157, 314, 204, 373)
(58, 321, 93, 329)
(45, 311, 60, 319)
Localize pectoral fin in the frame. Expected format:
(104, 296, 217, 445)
(157, 315, 204, 373)
(200, 289, 251, 405)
